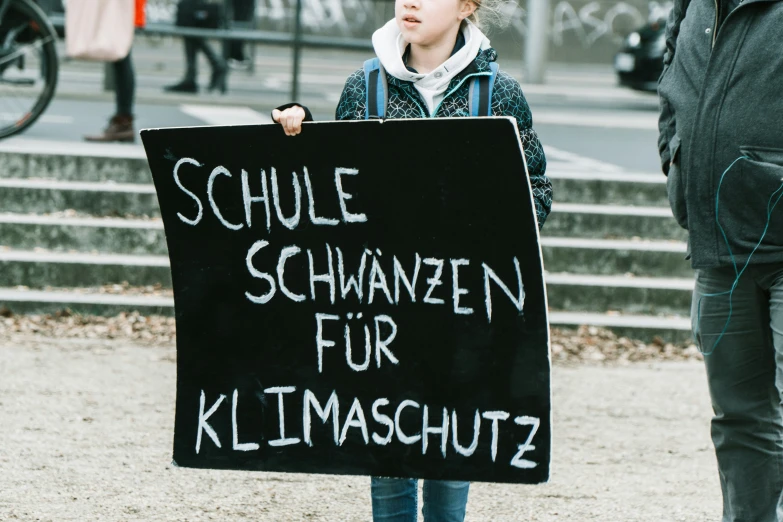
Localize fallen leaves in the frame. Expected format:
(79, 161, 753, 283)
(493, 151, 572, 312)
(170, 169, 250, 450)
(0, 310, 702, 364)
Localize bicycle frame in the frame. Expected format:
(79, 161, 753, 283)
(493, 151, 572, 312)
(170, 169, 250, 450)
(0, 0, 60, 139)
(0, 0, 57, 53)
(1, 0, 47, 67)
(0, 0, 13, 25)
(0, 0, 53, 26)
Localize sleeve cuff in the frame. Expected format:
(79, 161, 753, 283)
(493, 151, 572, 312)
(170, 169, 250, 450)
(272, 103, 314, 122)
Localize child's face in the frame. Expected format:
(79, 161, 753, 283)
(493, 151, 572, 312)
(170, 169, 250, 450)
(396, 0, 476, 48)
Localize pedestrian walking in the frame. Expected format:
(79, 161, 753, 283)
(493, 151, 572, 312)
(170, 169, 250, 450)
(226, 0, 254, 68)
(66, 0, 145, 142)
(272, 0, 552, 518)
(165, 0, 228, 94)
(658, 1, 783, 520)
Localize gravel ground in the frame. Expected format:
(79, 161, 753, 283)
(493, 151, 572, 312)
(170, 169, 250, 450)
(0, 313, 720, 521)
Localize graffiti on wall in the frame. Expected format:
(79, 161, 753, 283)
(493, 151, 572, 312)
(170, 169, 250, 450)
(551, 1, 672, 47)
(253, 0, 672, 46)
(255, 0, 380, 33)
(141, 0, 672, 48)
(144, 0, 176, 24)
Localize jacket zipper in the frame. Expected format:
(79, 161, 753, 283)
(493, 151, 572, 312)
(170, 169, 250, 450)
(713, 0, 747, 48)
(400, 86, 429, 118)
(433, 71, 493, 117)
(712, 0, 719, 47)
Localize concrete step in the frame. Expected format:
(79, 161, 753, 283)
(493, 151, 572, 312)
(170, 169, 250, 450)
(548, 311, 692, 343)
(0, 142, 694, 341)
(0, 199, 688, 256)
(0, 289, 692, 342)
(0, 287, 174, 316)
(0, 177, 679, 241)
(0, 232, 693, 288)
(545, 273, 693, 317)
(0, 246, 695, 317)
(2, 184, 673, 235)
(1, 142, 669, 208)
(541, 237, 691, 278)
(0, 235, 693, 314)
(0, 214, 166, 255)
(0, 287, 692, 343)
(0, 226, 691, 285)
(0, 249, 171, 288)
(0, 234, 692, 283)
(0, 178, 160, 218)
(0, 291, 692, 343)
(549, 171, 668, 207)
(0, 263, 697, 343)
(0, 140, 151, 184)
(545, 203, 687, 241)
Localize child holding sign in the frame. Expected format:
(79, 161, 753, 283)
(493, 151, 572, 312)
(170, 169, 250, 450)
(273, 0, 551, 518)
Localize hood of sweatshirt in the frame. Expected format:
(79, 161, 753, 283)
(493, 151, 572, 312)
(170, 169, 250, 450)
(371, 18, 491, 115)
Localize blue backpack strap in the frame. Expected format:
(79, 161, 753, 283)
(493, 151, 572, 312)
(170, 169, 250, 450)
(468, 62, 499, 117)
(363, 58, 387, 119)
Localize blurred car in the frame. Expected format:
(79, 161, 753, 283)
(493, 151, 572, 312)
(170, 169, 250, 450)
(614, 19, 667, 92)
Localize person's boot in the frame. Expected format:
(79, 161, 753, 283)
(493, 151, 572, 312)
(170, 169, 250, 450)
(84, 114, 135, 143)
(208, 65, 228, 94)
(164, 79, 198, 93)
(165, 38, 200, 94)
(202, 42, 228, 94)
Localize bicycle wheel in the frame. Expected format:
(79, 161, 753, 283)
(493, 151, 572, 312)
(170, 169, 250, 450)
(0, 0, 58, 140)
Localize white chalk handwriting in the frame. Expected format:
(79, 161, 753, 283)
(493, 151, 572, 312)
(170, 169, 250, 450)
(196, 387, 542, 469)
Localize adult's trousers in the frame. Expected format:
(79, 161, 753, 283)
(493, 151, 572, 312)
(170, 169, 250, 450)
(693, 264, 783, 522)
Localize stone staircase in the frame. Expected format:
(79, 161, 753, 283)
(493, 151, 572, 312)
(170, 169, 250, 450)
(0, 139, 693, 341)
(541, 151, 691, 341)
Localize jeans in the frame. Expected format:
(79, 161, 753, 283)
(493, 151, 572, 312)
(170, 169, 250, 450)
(693, 264, 783, 521)
(371, 478, 469, 522)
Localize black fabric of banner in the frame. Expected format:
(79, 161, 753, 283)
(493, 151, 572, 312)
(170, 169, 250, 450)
(141, 117, 551, 485)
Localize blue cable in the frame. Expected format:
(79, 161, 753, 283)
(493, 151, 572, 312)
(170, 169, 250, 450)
(697, 155, 783, 356)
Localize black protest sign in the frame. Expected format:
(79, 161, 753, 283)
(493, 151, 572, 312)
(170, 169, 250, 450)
(141, 117, 550, 484)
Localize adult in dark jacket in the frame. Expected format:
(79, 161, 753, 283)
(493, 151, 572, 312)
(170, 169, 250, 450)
(658, 0, 783, 519)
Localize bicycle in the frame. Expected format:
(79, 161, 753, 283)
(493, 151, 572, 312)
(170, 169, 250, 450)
(0, 0, 58, 139)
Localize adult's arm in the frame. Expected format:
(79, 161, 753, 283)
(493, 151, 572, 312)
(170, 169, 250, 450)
(658, 0, 690, 175)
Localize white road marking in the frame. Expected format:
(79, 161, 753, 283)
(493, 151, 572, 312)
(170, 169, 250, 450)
(0, 113, 73, 124)
(519, 82, 653, 102)
(0, 136, 145, 157)
(534, 110, 658, 130)
(180, 104, 271, 126)
(544, 145, 624, 173)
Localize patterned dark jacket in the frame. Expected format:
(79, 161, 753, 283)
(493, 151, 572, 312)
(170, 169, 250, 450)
(335, 48, 552, 228)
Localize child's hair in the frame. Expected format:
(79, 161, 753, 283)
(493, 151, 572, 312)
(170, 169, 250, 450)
(468, 0, 516, 33)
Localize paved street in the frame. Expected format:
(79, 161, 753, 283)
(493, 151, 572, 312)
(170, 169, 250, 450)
(8, 36, 663, 174)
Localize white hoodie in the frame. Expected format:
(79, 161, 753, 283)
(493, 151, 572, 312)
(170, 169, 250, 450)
(371, 18, 492, 116)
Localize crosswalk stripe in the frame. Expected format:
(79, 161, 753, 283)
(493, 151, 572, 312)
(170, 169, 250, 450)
(544, 145, 623, 173)
(180, 104, 271, 126)
(535, 110, 658, 130)
(0, 113, 73, 124)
